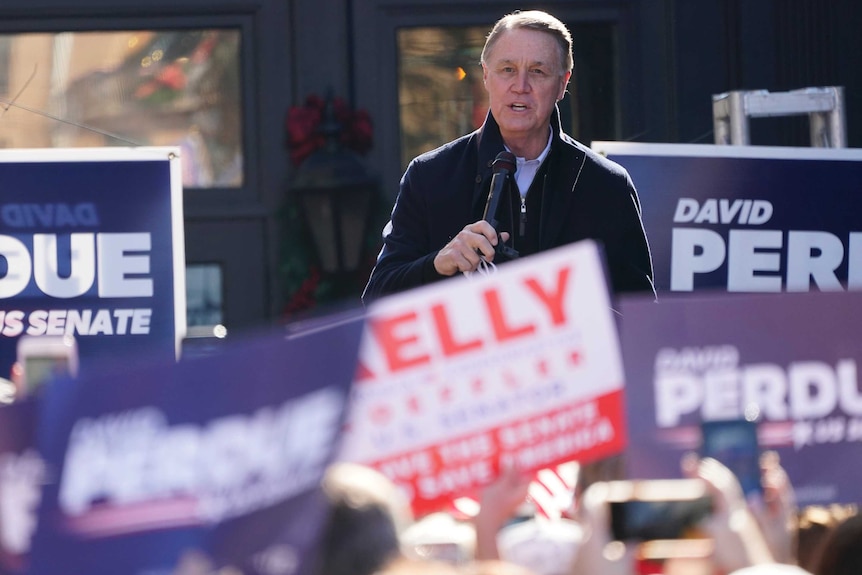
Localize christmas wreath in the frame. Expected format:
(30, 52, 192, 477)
(285, 93, 373, 166)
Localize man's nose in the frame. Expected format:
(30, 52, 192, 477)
(512, 70, 531, 93)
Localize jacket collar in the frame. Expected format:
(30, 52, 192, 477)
(474, 104, 572, 181)
(473, 105, 587, 247)
(476, 103, 567, 155)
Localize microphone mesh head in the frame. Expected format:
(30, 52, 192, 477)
(492, 151, 516, 174)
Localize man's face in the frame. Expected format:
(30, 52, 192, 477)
(483, 27, 571, 145)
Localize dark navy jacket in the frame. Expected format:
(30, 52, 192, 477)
(362, 108, 655, 301)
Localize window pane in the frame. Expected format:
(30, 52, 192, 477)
(0, 37, 10, 96)
(186, 263, 224, 327)
(0, 29, 242, 188)
(397, 26, 489, 169)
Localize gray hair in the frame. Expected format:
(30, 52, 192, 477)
(480, 10, 574, 74)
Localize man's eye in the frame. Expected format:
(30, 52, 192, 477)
(531, 68, 547, 75)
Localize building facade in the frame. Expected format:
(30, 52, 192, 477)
(1, 0, 858, 334)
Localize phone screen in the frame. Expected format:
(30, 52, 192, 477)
(23, 355, 72, 392)
(610, 497, 712, 541)
(700, 419, 762, 501)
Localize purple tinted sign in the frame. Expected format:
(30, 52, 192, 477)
(619, 290, 862, 507)
(27, 311, 364, 575)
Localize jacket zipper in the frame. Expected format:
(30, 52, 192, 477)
(519, 195, 527, 237)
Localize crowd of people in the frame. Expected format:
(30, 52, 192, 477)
(313, 455, 859, 575)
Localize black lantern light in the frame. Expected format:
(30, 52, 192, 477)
(291, 93, 376, 275)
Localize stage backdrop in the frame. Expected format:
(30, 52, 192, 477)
(591, 142, 862, 295)
(619, 290, 862, 507)
(0, 147, 185, 380)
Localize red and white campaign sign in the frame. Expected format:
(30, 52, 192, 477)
(338, 241, 628, 515)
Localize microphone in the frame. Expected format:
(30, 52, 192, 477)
(481, 151, 519, 262)
(482, 151, 516, 226)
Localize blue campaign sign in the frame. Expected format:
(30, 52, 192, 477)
(27, 311, 365, 575)
(618, 290, 862, 508)
(591, 142, 862, 294)
(0, 147, 185, 382)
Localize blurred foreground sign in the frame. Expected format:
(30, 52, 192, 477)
(26, 315, 364, 575)
(620, 290, 862, 507)
(339, 241, 627, 515)
(0, 399, 40, 573)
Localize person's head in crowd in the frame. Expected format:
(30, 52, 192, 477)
(314, 462, 413, 575)
(795, 504, 856, 573)
(811, 508, 862, 575)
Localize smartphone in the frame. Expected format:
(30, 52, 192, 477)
(700, 419, 762, 503)
(15, 335, 79, 395)
(607, 479, 713, 542)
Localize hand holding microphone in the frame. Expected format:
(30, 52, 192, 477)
(482, 151, 519, 262)
(433, 221, 509, 276)
(433, 151, 518, 275)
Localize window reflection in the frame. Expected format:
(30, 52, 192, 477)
(186, 263, 224, 327)
(0, 37, 10, 96)
(0, 29, 242, 188)
(397, 27, 489, 169)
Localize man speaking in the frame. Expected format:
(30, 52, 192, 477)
(363, 9, 654, 301)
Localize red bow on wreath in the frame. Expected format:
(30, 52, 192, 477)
(285, 93, 373, 166)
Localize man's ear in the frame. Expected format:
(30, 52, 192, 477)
(558, 70, 572, 100)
